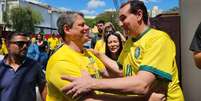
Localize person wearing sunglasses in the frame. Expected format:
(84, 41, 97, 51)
(0, 32, 46, 101)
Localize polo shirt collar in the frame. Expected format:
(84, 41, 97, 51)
(1, 55, 28, 69)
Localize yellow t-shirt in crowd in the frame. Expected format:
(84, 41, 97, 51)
(94, 39, 105, 53)
(118, 28, 184, 101)
(46, 44, 105, 101)
(0, 39, 8, 55)
(48, 37, 59, 50)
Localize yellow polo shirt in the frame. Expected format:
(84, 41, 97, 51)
(46, 44, 105, 101)
(94, 39, 105, 53)
(48, 37, 60, 50)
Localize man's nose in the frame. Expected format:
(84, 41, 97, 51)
(84, 25, 89, 32)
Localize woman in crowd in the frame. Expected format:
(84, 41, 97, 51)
(105, 32, 123, 61)
(94, 22, 116, 53)
(36, 33, 49, 70)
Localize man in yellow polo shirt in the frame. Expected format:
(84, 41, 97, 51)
(60, 0, 184, 101)
(46, 11, 109, 101)
(48, 33, 59, 51)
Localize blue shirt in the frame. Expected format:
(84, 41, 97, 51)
(0, 57, 45, 101)
(27, 43, 40, 61)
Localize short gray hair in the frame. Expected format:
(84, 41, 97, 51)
(57, 11, 84, 39)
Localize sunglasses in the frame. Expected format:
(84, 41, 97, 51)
(10, 41, 30, 48)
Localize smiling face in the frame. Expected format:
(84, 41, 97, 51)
(119, 3, 143, 36)
(68, 14, 90, 45)
(107, 34, 120, 54)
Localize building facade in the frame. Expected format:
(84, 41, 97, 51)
(0, 0, 63, 34)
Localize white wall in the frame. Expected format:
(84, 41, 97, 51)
(52, 11, 60, 29)
(181, 0, 201, 101)
(21, 1, 51, 28)
(20, 1, 60, 34)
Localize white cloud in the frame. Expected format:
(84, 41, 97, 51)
(87, 0, 106, 9)
(104, 8, 116, 12)
(85, 16, 96, 19)
(80, 9, 96, 15)
(150, 6, 163, 17)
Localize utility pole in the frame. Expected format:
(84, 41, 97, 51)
(112, 0, 119, 12)
(112, 0, 120, 27)
(48, 7, 52, 34)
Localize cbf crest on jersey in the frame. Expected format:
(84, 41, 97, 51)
(125, 64, 133, 76)
(135, 47, 141, 59)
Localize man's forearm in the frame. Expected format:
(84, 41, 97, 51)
(97, 53, 122, 76)
(91, 76, 151, 95)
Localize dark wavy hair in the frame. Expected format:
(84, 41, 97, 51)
(105, 32, 123, 61)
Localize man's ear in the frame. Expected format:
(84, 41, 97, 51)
(63, 24, 71, 35)
(136, 9, 143, 22)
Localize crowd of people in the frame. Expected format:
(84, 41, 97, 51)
(0, 0, 188, 101)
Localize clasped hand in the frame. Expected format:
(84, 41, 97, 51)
(60, 70, 95, 98)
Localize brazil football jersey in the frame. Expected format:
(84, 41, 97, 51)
(46, 44, 105, 101)
(118, 27, 184, 101)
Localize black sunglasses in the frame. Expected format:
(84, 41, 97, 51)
(10, 41, 30, 48)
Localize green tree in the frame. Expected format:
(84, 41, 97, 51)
(2, 0, 10, 31)
(9, 6, 43, 33)
(84, 18, 96, 28)
(95, 11, 122, 31)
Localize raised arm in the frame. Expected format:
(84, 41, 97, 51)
(60, 70, 166, 96)
(88, 49, 122, 77)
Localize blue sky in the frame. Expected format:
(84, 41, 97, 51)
(37, 0, 179, 16)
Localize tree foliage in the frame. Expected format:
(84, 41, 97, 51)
(9, 6, 43, 33)
(84, 18, 96, 28)
(95, 11, 122, 31)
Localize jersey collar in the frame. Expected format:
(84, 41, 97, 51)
(132, 27, 151, 42)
